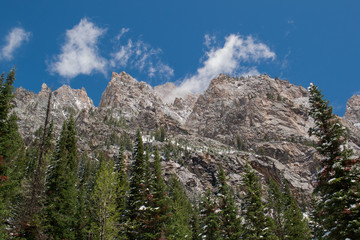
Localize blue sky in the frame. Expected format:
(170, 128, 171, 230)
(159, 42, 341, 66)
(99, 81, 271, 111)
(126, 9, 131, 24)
(1, 0, 359, 115)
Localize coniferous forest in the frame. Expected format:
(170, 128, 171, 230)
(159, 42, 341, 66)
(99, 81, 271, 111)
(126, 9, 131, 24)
(1, 69, 360, 239)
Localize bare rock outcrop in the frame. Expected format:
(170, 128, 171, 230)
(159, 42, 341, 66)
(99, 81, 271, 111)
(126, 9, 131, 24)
(345, 94, 360, 129)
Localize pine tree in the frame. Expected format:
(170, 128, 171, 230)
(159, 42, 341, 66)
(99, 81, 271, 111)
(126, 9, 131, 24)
(0, 68, 26, 238)
(167, 175, 192, 240)
(190, 203, 201, 240)
(267, 177, 311, 240)
(150, 147, 171, 239)
(75, 152, 97, 239)
(308, 83, 360, 239)
(199, 189, 221, 240)
(115, 140, 130, 239)
(90, 155, 119, 240)
(126, 129, 151, 239)
(45, 116, 78, 239)
(217, 164, 242, 239)
(242, 163, 278, 240)
(282, 181, 311, 240)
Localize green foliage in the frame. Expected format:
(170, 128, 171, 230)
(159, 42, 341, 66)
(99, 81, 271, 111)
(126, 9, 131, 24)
(45, 116, 78, 239)
(199, 189, 221, 240)
(126, 129, 153, 238)
(242, 163, 278, 240)
(115, 140, 129, 238)
(0, 68, 26, 237)
(167, 175, 192, 240)
(90, 155, 119, 240)
(267, 177, 311, 240)
(217, 165, 242, 239)
(150, 147, 171, 238)
(236, 135, 243, 151)
(308, 84, 360, 239)
(154, 126, 166, 142)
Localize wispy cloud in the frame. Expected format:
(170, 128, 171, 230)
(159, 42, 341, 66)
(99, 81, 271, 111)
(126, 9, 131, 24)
(49, 18, 107, 79)
(168, 34, 275, 101)
(0, 27, 31, 61)
(110, 30, 174, 80)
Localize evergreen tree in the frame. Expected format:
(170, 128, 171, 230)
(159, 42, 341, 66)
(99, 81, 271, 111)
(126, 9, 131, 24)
(242, 163, 278, 240)
(267, 179, 283, 239)
(45, 116, 78, 239)
(115, 140, 130, 239)
(190, 203, 201, 240)
(90, 155, 119, 240)
(217, 164, 242, 239)
(150, 147, 171, 239)
(308, 83, 360, 239)
(127, 129, 152, 239)
(167, 175, 192, 240)
(267, 177, 311, 240)
(199, 189, 221, 240)
(75, 152, 97, 239)
(282, 181, 311, 240)
(0, 68, 25, 238)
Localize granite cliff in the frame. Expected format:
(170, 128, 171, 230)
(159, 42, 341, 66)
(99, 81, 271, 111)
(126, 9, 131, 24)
(12, 72, 360, 205)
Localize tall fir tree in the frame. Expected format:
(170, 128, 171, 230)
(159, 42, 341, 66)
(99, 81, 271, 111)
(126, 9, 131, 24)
(90, 154, 119, 240)
(115, 140, 130, 239)
(241, 163, 278, 240)
(150, 147, 171, 239)
(167, 175, 192, 240)
(190, 203, 201, 240)
(45, 116, 78, 239)
(217, 164, 242, 239)
(199, 189, 221, 240)
(126, 129, 152, 239)
(0, 68, 25, 238)
(75, 152, 97, 239)
(308, 83, 360, 239)
(267, 177, 311, 240)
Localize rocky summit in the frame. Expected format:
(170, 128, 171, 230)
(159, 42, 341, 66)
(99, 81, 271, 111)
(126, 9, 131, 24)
(12, 72, 360, 205)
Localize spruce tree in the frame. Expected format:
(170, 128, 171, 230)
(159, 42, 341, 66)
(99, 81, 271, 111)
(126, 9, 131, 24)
(241, 163, 278, 240)
(308, 83, 360, 239)
(0, 69, 25, 238)
(217, 164, 242, 239)
(190, 203, 201, 240)
(115, 140, 129, 239)
(75, 152, 97, 239)
(127, 129, 151, 239)
(150, 147, 170, 239)
(267, 177, 311, 240)
(167, 175, 192, 240)
(282, 181, 311, 240)
(45, 116, 78, 239)
(90, 155, 119, 240)
(199, 189, 221, 240)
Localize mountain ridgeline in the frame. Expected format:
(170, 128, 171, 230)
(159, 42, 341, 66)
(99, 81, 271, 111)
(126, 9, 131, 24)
(5, 70, 360, 238)
(13, 72, 360, 198)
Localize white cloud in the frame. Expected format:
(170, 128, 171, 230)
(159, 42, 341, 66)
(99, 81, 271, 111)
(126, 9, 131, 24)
(168, 34, 275, 102)
(111, 30, 174, 80)
(115, 27, 130, 41)
(204, 34, 216, 49)
(0, 27, 31, 61)
(49, 18, 107, 79)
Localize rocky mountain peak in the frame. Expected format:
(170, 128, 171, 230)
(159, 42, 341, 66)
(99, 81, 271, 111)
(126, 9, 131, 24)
(344, 94, 360, 129)
(12, 72, 360, 205)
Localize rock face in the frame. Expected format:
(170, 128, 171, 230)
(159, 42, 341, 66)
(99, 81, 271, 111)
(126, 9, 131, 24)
(13, 83, 94, 143)
(12, 72, 360, 205)
(345, 94, 360, 129)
